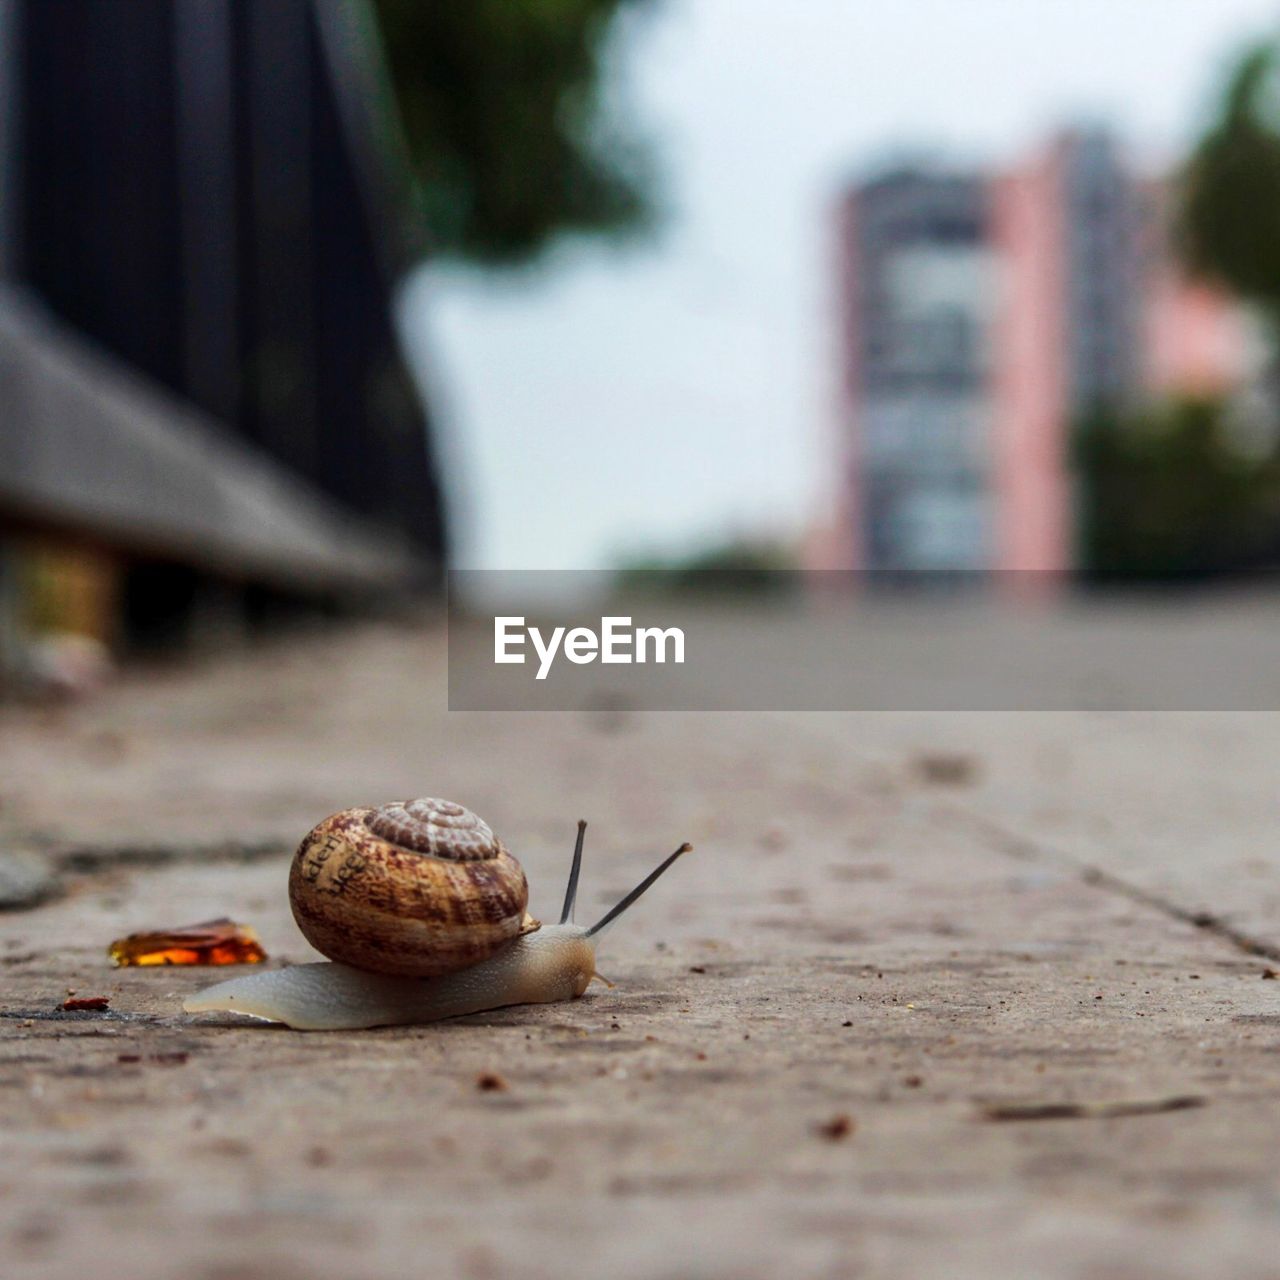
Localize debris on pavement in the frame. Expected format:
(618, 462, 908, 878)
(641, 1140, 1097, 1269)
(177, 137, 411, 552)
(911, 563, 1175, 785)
(60, 995, 110, 1011)
(980, 1095, 1206, 1122)
(108, 918, 267, 967)
(815, 1113, 855, 1141)
(912, 751, 979, 786)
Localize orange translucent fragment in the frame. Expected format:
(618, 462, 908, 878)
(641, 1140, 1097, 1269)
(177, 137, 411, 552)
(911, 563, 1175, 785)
(108, 918, 267, 967)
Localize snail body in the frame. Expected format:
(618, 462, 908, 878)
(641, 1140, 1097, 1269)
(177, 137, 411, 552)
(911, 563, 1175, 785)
(183, 926, 598, 1031)
(184, 797, 690, 1031)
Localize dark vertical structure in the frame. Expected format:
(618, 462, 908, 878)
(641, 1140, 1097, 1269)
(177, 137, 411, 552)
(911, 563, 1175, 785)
(1060, 129, 1143, 412)
(847, 167, 994, 573)
(9, 0, 446, 573)
(19, 1, 185, 391)
(173, 0, 240, 425)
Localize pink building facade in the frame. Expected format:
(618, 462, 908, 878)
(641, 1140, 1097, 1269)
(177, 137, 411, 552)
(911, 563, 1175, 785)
(819, 130, 1249, 577)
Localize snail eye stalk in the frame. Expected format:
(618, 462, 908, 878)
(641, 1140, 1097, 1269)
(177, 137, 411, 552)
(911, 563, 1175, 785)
(559, 820, 587, 924)
(585, 843, 693, 939)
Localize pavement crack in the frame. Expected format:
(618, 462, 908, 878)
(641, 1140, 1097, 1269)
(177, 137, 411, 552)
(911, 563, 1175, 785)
(949, 805, 1280, 964)
(53, 838, 289, 874)
(0, 835, 290, 909)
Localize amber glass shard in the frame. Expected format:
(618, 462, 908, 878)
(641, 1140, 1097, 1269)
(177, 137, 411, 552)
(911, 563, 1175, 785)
(108, 918, 267, 967)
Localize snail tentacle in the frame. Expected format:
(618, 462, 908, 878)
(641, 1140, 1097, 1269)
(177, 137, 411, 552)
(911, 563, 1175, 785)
(559, 820, 588, 924)
(585, 842, 693, 938)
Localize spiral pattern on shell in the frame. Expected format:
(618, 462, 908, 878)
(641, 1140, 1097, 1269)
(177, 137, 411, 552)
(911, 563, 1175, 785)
(365, 797, 499, 861)
(288, 798, 533, 977)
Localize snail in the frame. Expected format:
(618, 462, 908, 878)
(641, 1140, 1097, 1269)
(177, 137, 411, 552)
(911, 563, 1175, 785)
(183, 797, 692, 1030)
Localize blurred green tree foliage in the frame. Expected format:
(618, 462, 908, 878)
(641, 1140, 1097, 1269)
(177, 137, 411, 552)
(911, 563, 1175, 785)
(1181, 40, 1280, 319)
(614, 539, 798, 597)
(372, 0, 655, 265)
(1075, 37, 1280, 581)
(1075, 398, 1280, 579)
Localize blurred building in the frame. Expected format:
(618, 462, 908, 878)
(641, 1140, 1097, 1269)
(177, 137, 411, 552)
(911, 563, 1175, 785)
(827, 128, 1256, 576)
(837, 166, 993, 572)
(0, 0, 445, 687)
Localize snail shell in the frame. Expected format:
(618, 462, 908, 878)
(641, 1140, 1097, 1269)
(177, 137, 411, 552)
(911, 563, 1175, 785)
(288, 797, 537, 977)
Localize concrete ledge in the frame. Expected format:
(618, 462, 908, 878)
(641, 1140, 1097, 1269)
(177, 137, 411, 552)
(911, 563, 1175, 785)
(0, 287, 425, 591)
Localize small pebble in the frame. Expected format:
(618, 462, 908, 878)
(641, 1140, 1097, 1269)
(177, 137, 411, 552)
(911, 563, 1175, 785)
(815, 1113, 855, 1141)
(0, 850, 61, 910)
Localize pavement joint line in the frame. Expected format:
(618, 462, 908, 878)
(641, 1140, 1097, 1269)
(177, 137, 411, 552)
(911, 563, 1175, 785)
(49, 839, 291, 874)
(942, 803, 1280, 964)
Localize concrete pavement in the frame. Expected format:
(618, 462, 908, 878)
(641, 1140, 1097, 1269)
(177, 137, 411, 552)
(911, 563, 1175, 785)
(2, 621, 1279, 1279)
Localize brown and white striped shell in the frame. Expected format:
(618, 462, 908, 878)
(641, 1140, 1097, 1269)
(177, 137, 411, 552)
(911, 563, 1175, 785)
(288, 798, 537, 977)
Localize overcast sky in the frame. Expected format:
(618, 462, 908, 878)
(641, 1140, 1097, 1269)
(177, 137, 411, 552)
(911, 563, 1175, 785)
(400, 0, 1279, 571)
